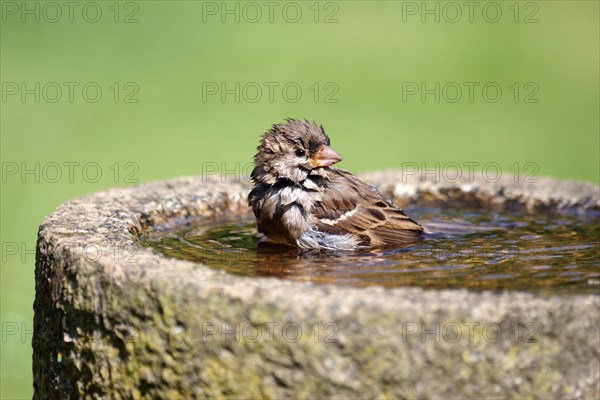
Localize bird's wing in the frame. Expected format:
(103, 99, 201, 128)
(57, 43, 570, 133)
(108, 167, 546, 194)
(311, 169, 423, 246)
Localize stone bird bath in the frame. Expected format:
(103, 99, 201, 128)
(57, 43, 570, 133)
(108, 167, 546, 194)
(33, 171, 600, 398)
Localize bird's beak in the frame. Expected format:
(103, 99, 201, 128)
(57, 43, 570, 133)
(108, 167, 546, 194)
(312, 145, 343, 167)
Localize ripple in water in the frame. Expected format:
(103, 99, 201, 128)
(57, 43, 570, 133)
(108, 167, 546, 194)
(140, 207, 600, 295)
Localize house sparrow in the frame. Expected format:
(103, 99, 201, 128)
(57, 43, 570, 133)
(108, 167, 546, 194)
(248, 119, 423, 250)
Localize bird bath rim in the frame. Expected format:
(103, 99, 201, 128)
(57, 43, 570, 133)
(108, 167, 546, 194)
(40, 170, 600, 294)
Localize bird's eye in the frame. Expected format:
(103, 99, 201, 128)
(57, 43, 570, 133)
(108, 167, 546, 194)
(295, 149, 306, 157)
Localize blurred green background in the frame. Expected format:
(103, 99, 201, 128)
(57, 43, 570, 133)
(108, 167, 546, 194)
(1, 1, 598, 397)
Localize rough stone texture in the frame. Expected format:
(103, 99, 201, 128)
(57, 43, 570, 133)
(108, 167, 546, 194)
(33, 171, 600, 399)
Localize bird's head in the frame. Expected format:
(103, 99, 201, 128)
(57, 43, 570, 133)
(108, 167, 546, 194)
(252, 119, 343, 184)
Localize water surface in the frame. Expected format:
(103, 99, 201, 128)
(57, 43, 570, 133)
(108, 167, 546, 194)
(141, 207, 600, 295)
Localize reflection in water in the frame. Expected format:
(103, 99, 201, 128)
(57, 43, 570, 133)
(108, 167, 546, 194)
(140, 207, 600, 295)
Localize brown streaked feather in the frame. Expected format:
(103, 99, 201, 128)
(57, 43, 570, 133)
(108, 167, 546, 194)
(312, 169, 423, 247)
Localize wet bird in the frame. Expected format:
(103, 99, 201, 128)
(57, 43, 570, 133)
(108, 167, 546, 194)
(248, 119, 423, 250)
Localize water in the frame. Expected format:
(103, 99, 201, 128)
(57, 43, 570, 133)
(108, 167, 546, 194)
(140, 207, 600, 295)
